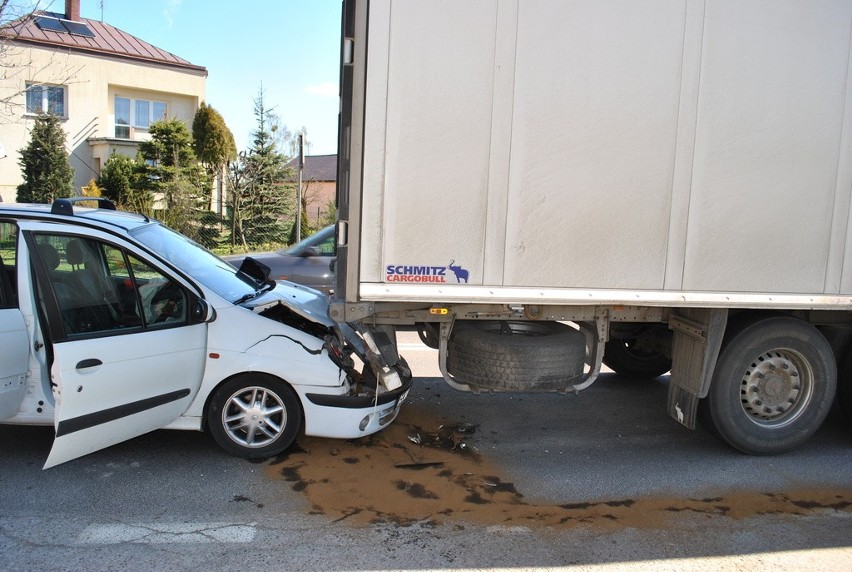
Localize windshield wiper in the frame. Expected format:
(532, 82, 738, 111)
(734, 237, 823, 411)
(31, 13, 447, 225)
(233, 280, 275, 305)
(233, 290, 261, 305)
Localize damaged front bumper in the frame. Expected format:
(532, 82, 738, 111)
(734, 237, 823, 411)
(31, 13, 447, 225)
(246, 281, 414, 439)
(303, 370, 413, 439)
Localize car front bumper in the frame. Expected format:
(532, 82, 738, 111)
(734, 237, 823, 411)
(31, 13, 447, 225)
(301, 373, 413, 439)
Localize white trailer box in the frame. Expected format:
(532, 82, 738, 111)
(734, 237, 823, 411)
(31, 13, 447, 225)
(332, 0, 852, 454)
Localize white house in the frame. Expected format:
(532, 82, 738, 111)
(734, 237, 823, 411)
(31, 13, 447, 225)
(0, 0, 207, 201)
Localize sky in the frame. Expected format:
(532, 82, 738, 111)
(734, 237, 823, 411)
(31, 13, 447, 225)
(70, 0, 343, 156)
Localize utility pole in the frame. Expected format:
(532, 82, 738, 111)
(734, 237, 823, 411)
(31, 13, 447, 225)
(296, 133, 304, 242)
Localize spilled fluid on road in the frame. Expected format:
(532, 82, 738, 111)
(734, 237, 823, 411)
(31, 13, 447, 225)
(265, 404, 852, 529)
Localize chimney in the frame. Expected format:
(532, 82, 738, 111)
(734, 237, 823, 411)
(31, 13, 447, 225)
(65, 0, 80, 21)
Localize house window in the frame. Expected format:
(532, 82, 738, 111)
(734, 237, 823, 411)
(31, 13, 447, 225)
(25, 83, 66, 116)
(153, 102, 167, 123)
(134, 100, 167, 128)
(114, 96, 167, 138)
(115, 96, 130, 138)
(134, 100, 150, 128)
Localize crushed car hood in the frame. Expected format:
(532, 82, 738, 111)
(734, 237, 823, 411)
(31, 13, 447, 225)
(241, 280, 335, 327)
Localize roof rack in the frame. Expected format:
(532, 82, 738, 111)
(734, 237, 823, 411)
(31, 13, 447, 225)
(51, 197, 117, 216)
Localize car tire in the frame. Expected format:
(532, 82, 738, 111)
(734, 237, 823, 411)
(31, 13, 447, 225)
(698, 316, 836, 455)
(207, 374, 303, 459)
(447, 320, 586, 391)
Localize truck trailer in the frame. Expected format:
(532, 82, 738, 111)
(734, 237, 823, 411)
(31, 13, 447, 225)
(330, 0, 852, 454)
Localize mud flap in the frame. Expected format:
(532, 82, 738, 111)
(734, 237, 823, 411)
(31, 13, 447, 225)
(667, 308, 727, 429)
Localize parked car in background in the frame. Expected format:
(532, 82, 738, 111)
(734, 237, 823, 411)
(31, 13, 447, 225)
(0, 201, 409, 468)
(225, 225, 336, 294)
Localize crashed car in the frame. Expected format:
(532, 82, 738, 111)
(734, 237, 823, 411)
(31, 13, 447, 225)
(0, 198, 411, 468)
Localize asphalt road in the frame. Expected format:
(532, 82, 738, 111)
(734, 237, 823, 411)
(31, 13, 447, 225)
(0, 332, 850, 571)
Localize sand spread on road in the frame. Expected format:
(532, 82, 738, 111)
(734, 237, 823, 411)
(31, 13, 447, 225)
(265, 404, 852, 529)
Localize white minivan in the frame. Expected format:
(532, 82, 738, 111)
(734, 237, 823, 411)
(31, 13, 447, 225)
(0, 199, 411, 468)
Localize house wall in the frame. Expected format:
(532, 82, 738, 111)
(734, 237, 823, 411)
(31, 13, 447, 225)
(0, 43, 205, 201)
(303, 179, 336, 224)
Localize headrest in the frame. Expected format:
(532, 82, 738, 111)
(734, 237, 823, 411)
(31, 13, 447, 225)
(37, 243, 60, 271)
(66, 239, 85, 266)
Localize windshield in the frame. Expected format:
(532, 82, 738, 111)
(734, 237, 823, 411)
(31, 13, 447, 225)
(132, 222, 258, 303)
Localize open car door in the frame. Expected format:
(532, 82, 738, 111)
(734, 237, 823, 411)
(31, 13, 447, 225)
(44, 325, 206, 468)
(27, 231, 208, 468)
(0, 227, 28, 420)
(0, 307, 28, 420)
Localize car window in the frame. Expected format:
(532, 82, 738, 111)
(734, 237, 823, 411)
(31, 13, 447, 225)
(313, 231, 336, 255)
(126, 255, 188, 327)
(32, 233, 190, 339)
(0, 221, 17, 309)
(285, 226, 336, 256)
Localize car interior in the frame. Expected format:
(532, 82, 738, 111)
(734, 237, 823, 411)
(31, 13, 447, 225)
(35, 236, 186, 337)
(0, 254, 14, 309)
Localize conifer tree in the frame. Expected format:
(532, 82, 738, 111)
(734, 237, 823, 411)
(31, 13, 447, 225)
(137, 119, 211, 242)
(16, 113, 73, 203)
(193, 102, 237, 174)
(231, 88, 291, 247)
(98, 153, 152, 214)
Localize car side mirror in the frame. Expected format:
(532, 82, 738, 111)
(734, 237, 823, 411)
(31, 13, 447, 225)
(193, 298, 216, 323)
(237, 256, 272, 282)
(302, 246, 321, 258)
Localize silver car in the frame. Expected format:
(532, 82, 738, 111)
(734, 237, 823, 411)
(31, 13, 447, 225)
(226, 225, 336, 293)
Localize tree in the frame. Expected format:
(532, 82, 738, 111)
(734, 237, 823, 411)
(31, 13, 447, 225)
(287, 179, 315, 244)
(1, 1, 81, 123)
(98, 153, 152, 214)
(287, 199, 313, 244)
(16, 112, 73, 203)
(192, 102, 236, 226)
(318, 199, 337, 228)
(138, 118, 197, 169)
(80, 178, 102, 197)
(192, 102, 236, 173)
(229, 88, 292, 248)
(137, 119, 214, 243)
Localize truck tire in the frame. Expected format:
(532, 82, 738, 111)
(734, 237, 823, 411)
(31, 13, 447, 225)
(837, 350, 852, 425)
(447, 320, 586, 391)
(699, 316, 836, 455)
(416, 322, 440, 349)
(603, 337, 671, 379)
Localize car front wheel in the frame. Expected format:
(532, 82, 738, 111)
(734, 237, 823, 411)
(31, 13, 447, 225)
(207, 374, 303, 459)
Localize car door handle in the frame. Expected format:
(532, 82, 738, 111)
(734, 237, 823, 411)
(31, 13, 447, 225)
(76, 359, 103, 370)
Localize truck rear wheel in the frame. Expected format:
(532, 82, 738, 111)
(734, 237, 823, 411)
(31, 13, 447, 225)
(446, 320, 585, 391)
(603, 337, 671, 379)
(837, 350, 852, 425)
(699, 316, 836, 454)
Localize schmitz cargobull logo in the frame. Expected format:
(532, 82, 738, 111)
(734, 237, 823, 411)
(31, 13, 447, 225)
(386, 260, 470, 284)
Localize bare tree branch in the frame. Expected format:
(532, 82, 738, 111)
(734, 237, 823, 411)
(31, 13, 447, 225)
(0, 1, 84, 123)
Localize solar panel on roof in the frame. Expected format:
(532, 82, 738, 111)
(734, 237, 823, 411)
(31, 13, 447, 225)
(61, 20, 95, 38)
(34, 15, 66, 33)
(32, 15, 95, 38)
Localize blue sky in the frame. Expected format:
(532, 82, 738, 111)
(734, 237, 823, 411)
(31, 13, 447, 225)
(73, 0, 343, 156)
